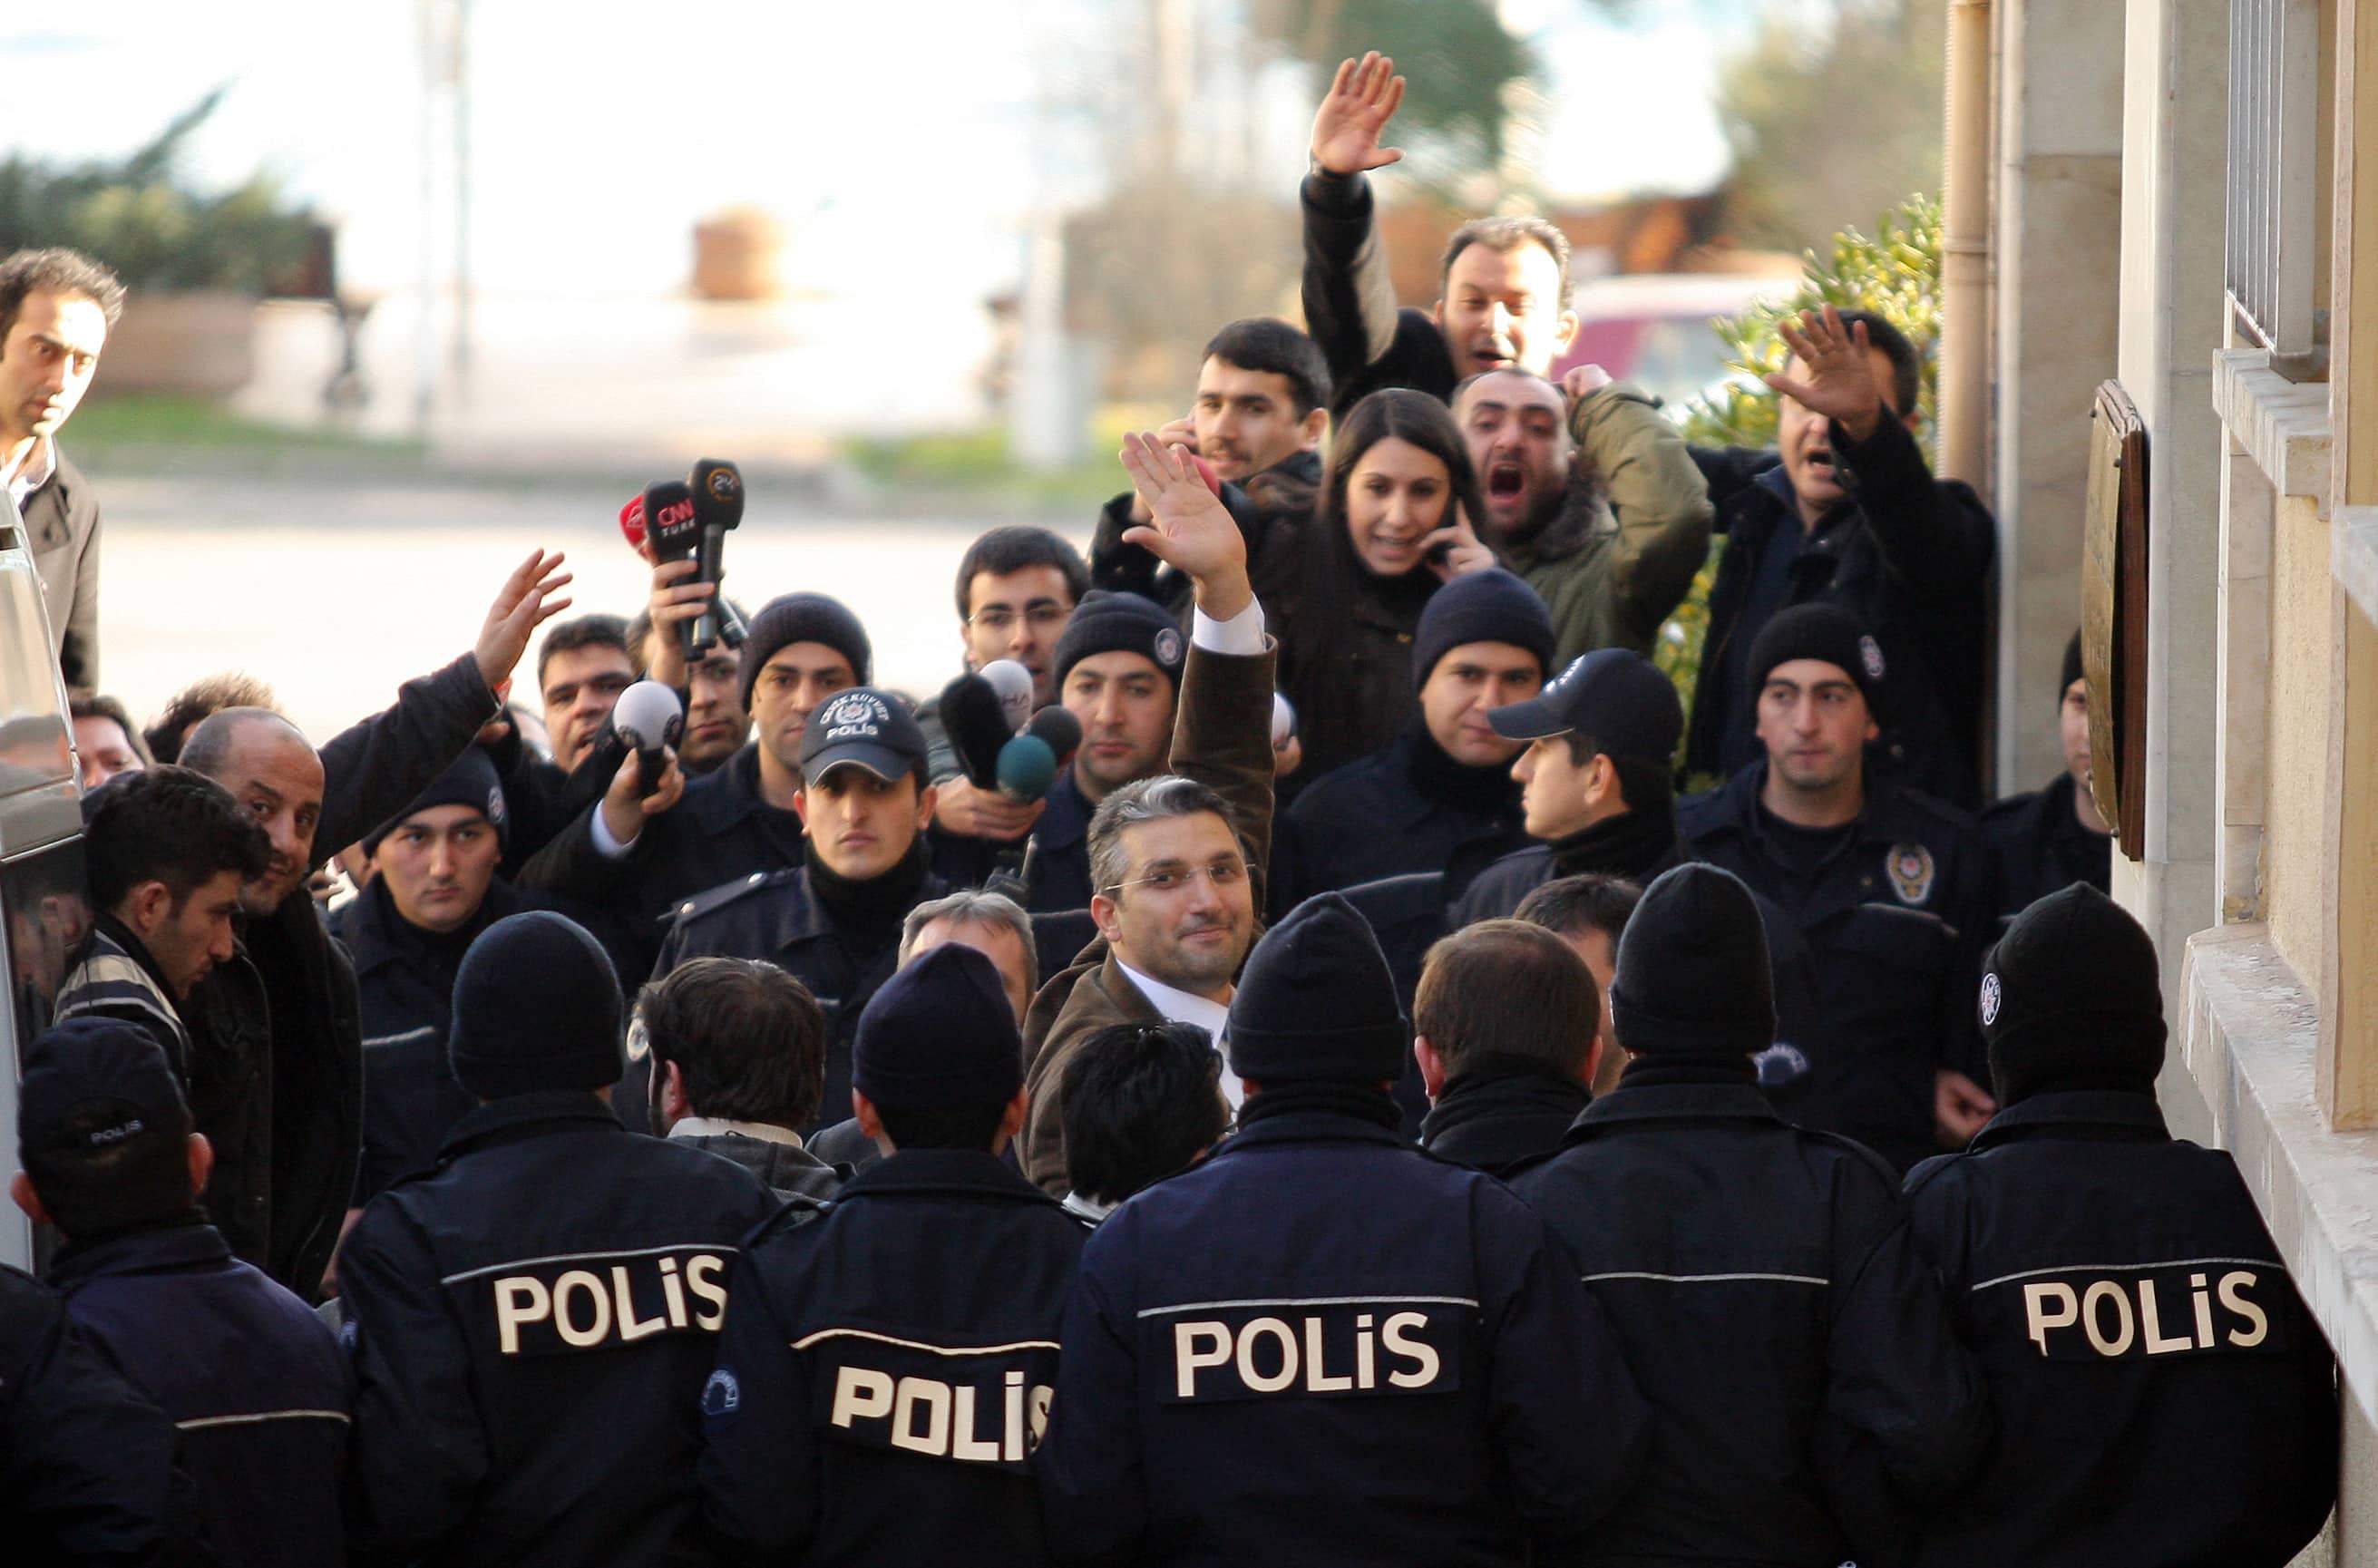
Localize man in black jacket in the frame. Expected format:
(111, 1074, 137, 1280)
(1515, 863, 1989, 1565)
(1282, 567, 1548, 903)
(1980, 630, 2110, 933)
(175, 547, 570, 1299)
(15, 1018, 349, 1567)
(1298, 54, 1577, 415)
(340, 911, 778, 1568)
(1449, 646, 1687, 926)
(1414, 919, 1599, 1177)
(640, 956, 842, 1202)
(698, 944, 1088, 1566)
(1902, 885, 2336, 1566)
(1090, 317, 1330, 609)
(1689, 306, 1996, 804)
(655, 688, 947, 1134)
(3, 247, 122, 689)
(1681, 603, 1996, 1172)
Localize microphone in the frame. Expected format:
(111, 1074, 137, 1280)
(611, 680, 684, 797)
(936, 673, 1011, 791)
(995, 735, 1057, 803)
(979, 659, 1034, 733)
(618, 493, 648, 556)
(1272, 691, 1296, 748)
(1023, 705, 1082, 769)
(641, 480, 700, 566)
(687, 458, 744, 660)
(982, 706, 1083, 901)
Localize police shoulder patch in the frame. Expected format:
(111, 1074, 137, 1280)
(703, 1367, 742, 1420)
(1886, 842, 1935, 905)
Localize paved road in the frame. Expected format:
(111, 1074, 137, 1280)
(97, 473, 1079, 745)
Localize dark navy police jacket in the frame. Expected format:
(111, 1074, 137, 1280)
(699, 1149, 1089, 1566)
(1037, 1106, 1650, 1567)
(1901, 1090, 2337, 1567)
(53, 1217, 349, 1567)
(1515, 1075, 1990, 1567)
(1682, 760, 1993, 1171)
(338, 1090, 778, 1568)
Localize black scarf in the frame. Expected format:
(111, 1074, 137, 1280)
(1548, 802, 1680, 881)
(805, 836, 930, 950)
(1402, 719, 1523, 816)
(1419, 1054, 1589, 1138)
(1236, 1081, 1404, 1131)
(1615, 1051, 1758, 1091)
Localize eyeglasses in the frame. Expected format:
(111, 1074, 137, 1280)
(968, 605, 1072, 633)
(1103, 862, 1249, 897)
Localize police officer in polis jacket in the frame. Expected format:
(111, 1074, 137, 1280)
(1978, 631, 2111, 934)
(1036, 893, 1650, 1568)
(1515, 863, 1989, 1567)
(656, 688, 948, 1135)
(1900, 885, 2336, 1566)
(698, 943, 1088, 1565)
(338, 911, 778, 1568)
(1277, 567, 1550, 903)
(15, 1018, 349, 1567)
(1681, 602, 1996, 1171)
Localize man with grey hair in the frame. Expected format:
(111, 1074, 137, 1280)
(1013, 435, 1280, 1196)
(3, 247, 125, 687)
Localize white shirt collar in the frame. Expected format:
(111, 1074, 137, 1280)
(1061, 1191, 1115, 1222)
(5, 436, 56, 516)
(667, 1116, 804, 1149)
(1116, 960, 1243, 1108)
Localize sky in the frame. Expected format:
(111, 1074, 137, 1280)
(4, 0, 1743, 308)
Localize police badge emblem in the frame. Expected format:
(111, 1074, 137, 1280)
(1886, 842, 1935, 905)
(1154, 628, 1184, 669)
(1979, 973, 2002, 1027)
(1858, 635, 1886, 682)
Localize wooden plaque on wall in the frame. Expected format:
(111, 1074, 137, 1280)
(2081, 381, 2149, 859)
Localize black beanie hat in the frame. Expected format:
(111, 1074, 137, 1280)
(853, 942, 1026, 1111)
(363, 745, 510, 860)
(448, 911, 625, 1100)
(1981, 882, 2165, 1105)
(739, 593, 873, 710)
(17, 1018, 194, 1237)
(1608, 863, 1776, 1057)
(1053, 591, 1186, 696)
(2060, 628, 2085, 706)
(1226, 892, 1408, 1085)
(1411, 568, 1556, 691)
(1745, 603, 1886, 713)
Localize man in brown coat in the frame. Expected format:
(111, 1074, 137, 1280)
(1019, 433, 1279, 1194)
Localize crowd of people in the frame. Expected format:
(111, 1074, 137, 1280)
(0, 47, 2338, 1568)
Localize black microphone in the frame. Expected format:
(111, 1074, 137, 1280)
(687, 458, 744, 660)
(938, 673, 1011, 791)
(612, 680, 684, 797)
(642, 480, 700, 566)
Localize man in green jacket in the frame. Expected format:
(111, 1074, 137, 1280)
(1454, 365, 1711, 666)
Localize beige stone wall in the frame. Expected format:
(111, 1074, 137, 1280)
(2263, 492, 2336, 994)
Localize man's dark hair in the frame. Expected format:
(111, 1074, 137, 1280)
(1415, 919, 1597, 1079)
(0, 248, 127, 347)
(1826, 309, 1922, 419)
(1440, 217, 1574, 313)
(1062, 1022, 1227, 1205)
(82, 765, 271, 913)
(535, 614, 632, 691)
(1560, 733, 1674, 817)
(875, 1102, 1010, 1153)
(951, 526, 1091, 621)
(1202, 317, 1333, 420)
(142, 673, 279, 765)
(68, 693, 151, 767)
(1514, 873, 1643, 947)
(625, 600, 749, 678)
(638, 959, 824, 1131)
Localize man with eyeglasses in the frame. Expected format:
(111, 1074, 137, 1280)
(1017, 438, 1279, 1196)
(922, 526, 1091, 847)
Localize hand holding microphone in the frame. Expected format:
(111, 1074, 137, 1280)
(598, 681, 687, 850)
(686, 458, 744, 660)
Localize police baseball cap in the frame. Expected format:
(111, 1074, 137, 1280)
(799, 687, 928, 785)
(1486, 648, 1682, 765)
(17, 1018, 195, 1234)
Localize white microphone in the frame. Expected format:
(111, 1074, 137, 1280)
(612, 680, 684, 795)
(1272, 691, 1297, 748)
(980, 659, 1035, 734)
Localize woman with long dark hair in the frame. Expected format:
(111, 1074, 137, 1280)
(1255, 388, 1496, 787)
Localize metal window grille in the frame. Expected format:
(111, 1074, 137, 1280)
(2225, 0, 2323, 355)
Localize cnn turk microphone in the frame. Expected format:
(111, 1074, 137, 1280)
(612, 680, 684, 797)
(641, 480, 700, 566)
(687, 458, 744, 661)
(979, 659, 1034, 734)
